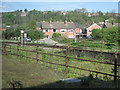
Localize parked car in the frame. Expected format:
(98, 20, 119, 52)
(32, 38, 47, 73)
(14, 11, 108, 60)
(23, 37, 31, 42)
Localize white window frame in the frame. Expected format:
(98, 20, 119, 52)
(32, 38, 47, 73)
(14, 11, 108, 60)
(69, 35, 74, 38)
(43, 30, 46, 32)
(69, 29, 73, 32)
(60, 29, 66, 32)
(80, 29, 82, 33)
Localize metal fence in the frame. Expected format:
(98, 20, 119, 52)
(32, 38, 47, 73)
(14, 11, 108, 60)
(2, 41, 120, 83)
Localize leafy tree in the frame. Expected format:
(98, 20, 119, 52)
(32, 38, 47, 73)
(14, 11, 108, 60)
(24, 9, 28, 12)
(92, 27, 118, 44)
(26, 29, 44, 40)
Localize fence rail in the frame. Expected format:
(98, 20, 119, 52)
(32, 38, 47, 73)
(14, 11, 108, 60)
(2, 41, 120, 84)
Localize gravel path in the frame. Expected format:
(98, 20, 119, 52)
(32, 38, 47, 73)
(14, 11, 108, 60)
(36, 38, 67, 46)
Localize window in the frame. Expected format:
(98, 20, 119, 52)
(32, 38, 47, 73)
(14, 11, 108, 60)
(89, 30, 92, 32)
(43, 30, 46, 32)
(53, 29, 57, 32)
(60, 29, 66, 32)
(69, 35, 74, 38)
(69, 29, 73, 32)
(46, 29, 49, 32)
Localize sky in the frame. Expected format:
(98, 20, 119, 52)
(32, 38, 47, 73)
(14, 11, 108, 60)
(1, 2, 118, 13)
(2, 0, 120, 2)
(1, 0, 119, 12)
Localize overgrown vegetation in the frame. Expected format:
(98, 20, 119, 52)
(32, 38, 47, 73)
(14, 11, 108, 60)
(3, 44, 120, 88)
(92, 26, 118, 44)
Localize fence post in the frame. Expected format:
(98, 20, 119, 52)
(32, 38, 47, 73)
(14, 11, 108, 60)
(36, 45, 39, 63)
(102, 41, 104, 48)
(84, 40, 85, 49)
(17, 42, 19, 58)
(3, 42, 5, 55)
(114, 52, 118, 84)
(65, 47, 68, 72)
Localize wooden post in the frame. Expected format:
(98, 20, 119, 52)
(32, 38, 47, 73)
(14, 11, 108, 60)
(68, 39, 69, 48)
(17, 42, 19, 58)
(3, 42, 5, 55)
(114, 52, 117, 84)
(84, 40, 85, 49)
(102, 41, 104, 48)
(36, 46, 39, 63)
(65, 48, 68, 72)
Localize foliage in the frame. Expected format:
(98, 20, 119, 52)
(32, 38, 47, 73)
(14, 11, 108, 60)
(92, 27, 118, 44)
(2, 8, 118, 26)
(26, 29, 44, 40)
(2, 8, 119, 41)
(52, 33, 62, 39)
(2, 28, 44, 40)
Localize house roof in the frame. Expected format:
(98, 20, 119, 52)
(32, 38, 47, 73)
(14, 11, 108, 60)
(74, 22, 80, 28)
(41, 21, 75, 29)
(36, 22, 41, 27)
(103, 23, 118, 28)
(79, 24, 88, 29)
(87, 23, 102, 29)
(74, 22, 88, 29)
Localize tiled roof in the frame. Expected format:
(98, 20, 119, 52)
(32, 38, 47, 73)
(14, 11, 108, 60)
(103, 23, 118, 28)
(41, 21, 75, 29)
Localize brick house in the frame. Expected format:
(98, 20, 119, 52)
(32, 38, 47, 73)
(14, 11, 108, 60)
(36, 20, 81, 39)
(86, 23, 102, 36)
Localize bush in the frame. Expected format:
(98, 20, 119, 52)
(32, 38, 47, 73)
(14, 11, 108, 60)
(52, 33, 62, 39)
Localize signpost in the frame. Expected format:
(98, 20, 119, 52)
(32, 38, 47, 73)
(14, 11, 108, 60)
(20, 30, 24, 46)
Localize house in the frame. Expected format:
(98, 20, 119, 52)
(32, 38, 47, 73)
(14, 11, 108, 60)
(76, 24, 88, 38)
(86, 23, 102, 36)
(92, 13, 99, 16)
(2, 24, 7, 31)
(102, 22, 118, 28)
(88, 12, 91, 17)
(36, 22, 41, 30)
(36, 20, 80, 38)
(20, 11, 28, 16)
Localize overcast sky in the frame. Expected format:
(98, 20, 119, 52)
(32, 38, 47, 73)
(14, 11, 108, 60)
(2, 0, 120, 2)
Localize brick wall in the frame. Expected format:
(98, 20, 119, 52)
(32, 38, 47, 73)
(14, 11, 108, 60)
(87, 24, 101, 36)
(43, 28, 79, 38)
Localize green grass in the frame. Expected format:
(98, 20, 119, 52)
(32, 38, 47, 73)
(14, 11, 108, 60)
(53, 38, 119, 52)
(2, 55, 120, 88)
(2, 55, 65, 88)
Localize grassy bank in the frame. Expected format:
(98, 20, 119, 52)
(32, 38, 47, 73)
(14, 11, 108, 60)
(2, 55, 65, 88)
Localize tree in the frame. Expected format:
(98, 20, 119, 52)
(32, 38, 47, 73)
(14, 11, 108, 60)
(26, 29, 44, 40)
(92, 27, 118, 44)
(24, 9, 28, 12)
